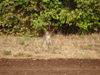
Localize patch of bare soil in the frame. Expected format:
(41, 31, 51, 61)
(0, 58, 100, 75)
(0, 33, 100, 59)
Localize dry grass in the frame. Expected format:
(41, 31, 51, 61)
(0, 33, 100, 59)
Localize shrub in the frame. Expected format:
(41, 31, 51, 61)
(0, 0, 100, 35)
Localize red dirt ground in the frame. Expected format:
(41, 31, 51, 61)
(0, 58, 100, 75)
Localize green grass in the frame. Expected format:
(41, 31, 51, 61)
(3, 38, 8, 41)
(83, 55, 91, 59)
(16, 52, 24, 56)
(2, 51, 12, 55)
(18, 40, 25, 45)
(25, 54, 32, 57)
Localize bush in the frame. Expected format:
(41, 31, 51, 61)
(0, 0, 100, 35)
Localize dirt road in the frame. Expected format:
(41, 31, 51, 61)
(0, 58, 100, 75)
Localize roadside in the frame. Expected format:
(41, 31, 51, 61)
(0, 58, 100, 75)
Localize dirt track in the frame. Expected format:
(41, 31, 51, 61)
(0, 58, 100, 75)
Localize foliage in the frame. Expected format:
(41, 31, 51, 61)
(74, 0, 100, 33)
(0, 0, 100, 35)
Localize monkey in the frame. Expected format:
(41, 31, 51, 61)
(42, 31, 51, 47)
